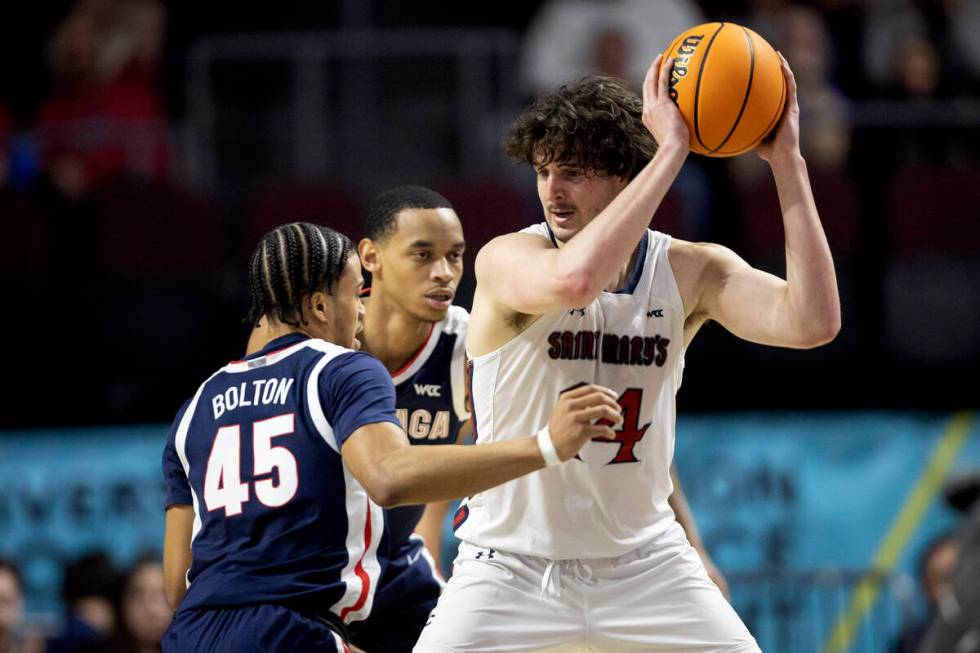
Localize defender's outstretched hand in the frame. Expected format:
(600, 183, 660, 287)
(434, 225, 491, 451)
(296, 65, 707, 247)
(643, 55, 690, 151)
(756, 52, 801, 164)
(548, 384, 623, 461)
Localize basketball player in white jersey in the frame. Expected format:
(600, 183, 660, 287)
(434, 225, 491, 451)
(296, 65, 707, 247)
(414, 54, 840, 653)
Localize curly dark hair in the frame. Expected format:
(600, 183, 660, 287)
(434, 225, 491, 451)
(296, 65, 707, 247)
(505, 76, 658, 180)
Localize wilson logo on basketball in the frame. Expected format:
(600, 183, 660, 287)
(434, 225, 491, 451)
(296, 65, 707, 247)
(667, 34, 704, 102)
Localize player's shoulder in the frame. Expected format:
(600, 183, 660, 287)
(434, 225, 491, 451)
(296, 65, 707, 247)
(442, 305, 469, 336)
(477, 225, 553, 259)
(318, 346, 387, 378)
(667, 238, 741, 272)
(666, 238, 751, 306)
(166, 395, 197, 439)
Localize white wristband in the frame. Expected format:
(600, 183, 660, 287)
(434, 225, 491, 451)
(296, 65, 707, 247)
(536, 425, 562, 467)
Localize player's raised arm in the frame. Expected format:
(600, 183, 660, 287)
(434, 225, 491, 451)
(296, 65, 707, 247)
(342, 383, 622, 507)
(475, 56, 689, 317)
(691, 55, 840, 349)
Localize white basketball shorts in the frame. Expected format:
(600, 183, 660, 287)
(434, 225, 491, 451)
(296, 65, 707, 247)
(413, 521, 761, 653)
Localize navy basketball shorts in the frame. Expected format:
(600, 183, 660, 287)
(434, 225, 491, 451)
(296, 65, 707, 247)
(350, 533, 445, 653)
(163, 603, 348, 652)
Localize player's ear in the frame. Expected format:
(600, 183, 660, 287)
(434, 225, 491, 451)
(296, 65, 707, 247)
(308, 291, 331, 324)
(358, 238, 381, 273)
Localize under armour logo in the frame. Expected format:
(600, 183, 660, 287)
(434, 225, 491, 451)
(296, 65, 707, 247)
(647, 308, 664, 318)
(569, 308, 586, 317)
(475, 548, 496, 560)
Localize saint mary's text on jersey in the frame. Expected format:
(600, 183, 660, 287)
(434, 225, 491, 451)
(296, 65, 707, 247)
(547, 330, 670, 367)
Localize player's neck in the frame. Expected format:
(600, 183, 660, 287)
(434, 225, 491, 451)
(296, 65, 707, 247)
(360, 288, 433, 374)
(254, 321, 315, 352)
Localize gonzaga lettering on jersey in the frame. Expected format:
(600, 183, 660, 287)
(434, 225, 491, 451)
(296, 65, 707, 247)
(385, 304, 469, 549)
(456, 226, 686, 560)
(162, 333, 400, 624)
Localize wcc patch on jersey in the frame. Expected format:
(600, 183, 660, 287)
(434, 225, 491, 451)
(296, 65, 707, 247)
(379, 303, 469, 551)
(390, 305, 469, 444)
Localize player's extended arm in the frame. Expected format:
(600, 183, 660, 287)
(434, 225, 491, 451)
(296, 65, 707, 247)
(475, 55, 689, 316)
(163, 505, 194, 610)
(668, 464, 730, 598)
(342, 384, 622, 507)
(696, 54, 840, 348)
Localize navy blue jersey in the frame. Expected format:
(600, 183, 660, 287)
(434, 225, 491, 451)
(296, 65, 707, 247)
(385, 305, 469, 549)
(162, 332, 400, 625)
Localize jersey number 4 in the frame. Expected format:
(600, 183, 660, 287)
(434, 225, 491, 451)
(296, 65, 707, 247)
(591, 388, 650, 464)
(204, 413, 299, 517)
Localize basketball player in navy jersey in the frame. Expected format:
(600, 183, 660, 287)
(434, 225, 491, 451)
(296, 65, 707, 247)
(242, 188, 467, 652)
(356, 186, 470, 563)
(162, 223, 623, 652)
(351, 186, 470, 651)
(416, 55, 839, 652)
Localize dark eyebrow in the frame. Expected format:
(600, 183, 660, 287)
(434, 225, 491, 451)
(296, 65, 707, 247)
(408, 240, 466, 249)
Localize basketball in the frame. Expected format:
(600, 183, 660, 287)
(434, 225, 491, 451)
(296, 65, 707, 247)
(662, 22, 787, 157)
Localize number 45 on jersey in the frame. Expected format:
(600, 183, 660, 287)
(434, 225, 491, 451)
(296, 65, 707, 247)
(205, 413, 299, 517)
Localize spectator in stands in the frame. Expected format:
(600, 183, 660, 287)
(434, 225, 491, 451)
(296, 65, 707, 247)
(35, 0, 170, 200)
(864, 0, 979, 98)
(46, 552, 119, 653)
(733, 4, 850, 189)
(892, 532, 960, 653)
(894, 36, 943, 99)
(874, 25, 967, 165)
(774, 6, 851, 171)
(109, 557, 170, 653)
(0, 558, 44, 653)
(919, 470, 980, 653)
(517, 0, 705, 95)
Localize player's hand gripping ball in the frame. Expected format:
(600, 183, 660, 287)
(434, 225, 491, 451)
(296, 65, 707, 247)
(662, 22, 786, 157)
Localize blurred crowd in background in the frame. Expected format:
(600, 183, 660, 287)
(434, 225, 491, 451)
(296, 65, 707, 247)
(0, 0, 978, 427)
(1, 553, 169, 653)
(0, 1, 978, 650)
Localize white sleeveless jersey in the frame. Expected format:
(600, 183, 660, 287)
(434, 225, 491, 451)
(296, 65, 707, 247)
(456, 224, 686, 560)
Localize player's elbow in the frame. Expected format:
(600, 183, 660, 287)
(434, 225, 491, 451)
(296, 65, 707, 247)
(552, 269, 601, 307)
(359, 468, 406, 508)
(164, 577, 186, 611)
(364, 483, 402, 508)
(798, 310, 841, 348)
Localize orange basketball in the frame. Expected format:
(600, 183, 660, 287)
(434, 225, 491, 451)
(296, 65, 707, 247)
(662, 22, 786, 157)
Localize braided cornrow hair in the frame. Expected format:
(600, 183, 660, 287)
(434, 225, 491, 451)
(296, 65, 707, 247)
(246, 222, 353, 328)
